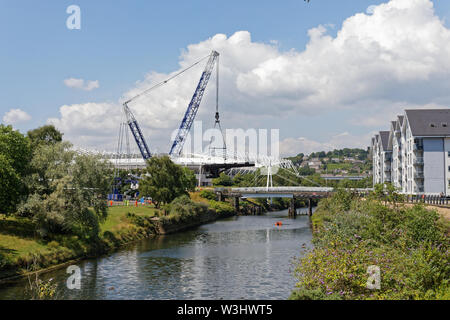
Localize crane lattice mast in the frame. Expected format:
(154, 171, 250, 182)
(169, 51, 220, 156)
(123, 103, 152, 160)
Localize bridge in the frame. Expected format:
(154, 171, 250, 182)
(215, 186, 372, 217)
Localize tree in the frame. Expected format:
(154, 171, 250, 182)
(0, 125, 32, 177)
(0, 155, 22, 214)
(0, 125, 32, 213)
(27, 125, 63, 149)
(18, 142, 112, 238)
(181, 167, 197, 192)
(212, 172, 234, 186)
(139, 156, 196, 207)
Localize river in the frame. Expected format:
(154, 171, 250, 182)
(0, 207, 314, 300)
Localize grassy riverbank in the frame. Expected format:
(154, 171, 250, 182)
(0, 205, 157, 279)
(290, 190, 450, 300)
(0, 193, 236, 280)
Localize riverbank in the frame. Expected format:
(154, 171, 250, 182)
(0, 194, 236, 281)
(0, 207, 313, 300)
(291, 191, 450, 300)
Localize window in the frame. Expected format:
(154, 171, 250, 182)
(442, 123, 448, 128)
(430, 123, 436, 128)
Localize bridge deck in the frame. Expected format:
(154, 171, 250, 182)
(215, 187, 372, 199)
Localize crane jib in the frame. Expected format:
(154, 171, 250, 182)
(169, 51, 219, 156)
(128, 119, 151, 160)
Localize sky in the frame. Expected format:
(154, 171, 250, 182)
(1, 0, 450, 156)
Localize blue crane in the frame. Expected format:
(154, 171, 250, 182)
(119, 51, 216, 160)
(110, 51, 221, 200)
(169, 51, 220, 156)
(123, 102, 152, 160)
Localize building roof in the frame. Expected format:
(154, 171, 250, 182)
(379, 131, 391, 151)
(387, 121, 396, 150)
(405, 109, 450, 136)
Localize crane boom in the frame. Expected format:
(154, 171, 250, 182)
(123, 103, 152, 160)
(169, 51, 219, 156)
(119, 54, 211, 161)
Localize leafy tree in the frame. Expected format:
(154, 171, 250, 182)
(18, 142, 111, 238)
(0, 125, 32, 213)
(27, 125, 63, 149)
(0, 155, 22, 214)
(23, 141, 75, 199)
(297, 166, 316, 176)
(0, 125, 32, 177)
(181, 167, 197, 192)
(139, 156, 196, 207)
(212, 172, 234, 187)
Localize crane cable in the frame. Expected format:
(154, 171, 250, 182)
(123, 53, 212, 106)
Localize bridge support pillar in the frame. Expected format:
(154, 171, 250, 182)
(289, 198, 297, 218)
(217, 192, 224, 202)
(308, 198, 313, 217)
(233, 197, 240, 213)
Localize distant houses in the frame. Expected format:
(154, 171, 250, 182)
(371, 109, 450, 196)
(294, 152, 371, 178)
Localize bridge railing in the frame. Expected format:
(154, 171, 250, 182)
(215, 186, 373, 194)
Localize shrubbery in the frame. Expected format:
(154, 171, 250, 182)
(199, 189, 216, 201)
(160, 195, 209, 224)
(292, 191, 449, 300)
(208, 200, 235, 215)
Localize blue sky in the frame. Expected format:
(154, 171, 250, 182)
(1, 0, 450, 155)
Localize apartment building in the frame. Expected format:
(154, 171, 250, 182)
(372, 109, 450, 196)
(371, 131, 391, 186)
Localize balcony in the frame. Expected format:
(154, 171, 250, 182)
(414, 171, 424, 179)
(413, 157, 424, 165)
(384, 166, 391, 172)
(413, 144, 424, 152)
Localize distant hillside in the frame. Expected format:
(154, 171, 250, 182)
(286, 148, 372, 177)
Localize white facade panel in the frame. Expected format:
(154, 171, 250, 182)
(423, 138, 445, 195)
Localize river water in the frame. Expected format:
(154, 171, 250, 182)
(0, 208, 314, 300)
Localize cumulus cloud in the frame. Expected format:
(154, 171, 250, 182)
(50, 0, 450, 155)
(64, 78, 100, 91)
(47, 103, 120, 149)
(2, 109, 32, 124)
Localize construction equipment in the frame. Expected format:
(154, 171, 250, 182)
(110, 51, 223, 199)
(169, 51, 220, 156)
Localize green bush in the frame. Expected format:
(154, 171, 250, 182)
(209, 200, 235, 215)
(200, 190, 216, 201)
(293, 190, 450, 300)
(159, 195, 208, 225)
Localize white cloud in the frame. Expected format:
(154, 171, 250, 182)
(47, 103, 120, 150)
(349, 102, 448, 128)
(2, 109, 32, 124)
(366, 5, 377, 15)
(50, 0, 450, 156)
(64, 78, 100, 91)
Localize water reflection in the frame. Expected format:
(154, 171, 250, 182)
(0, 208, 314, 300)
